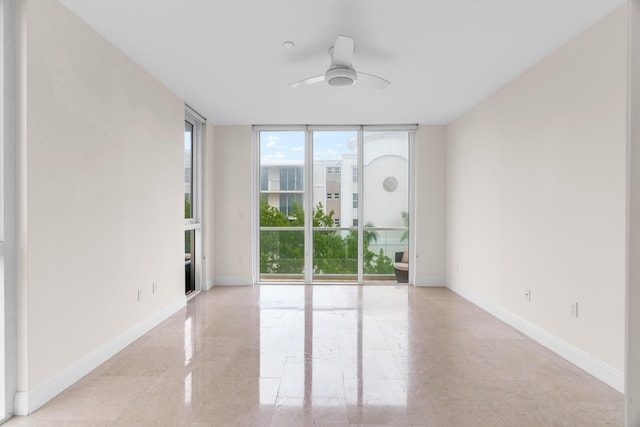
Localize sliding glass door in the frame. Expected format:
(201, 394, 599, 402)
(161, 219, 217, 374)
(259, 131, 306, 282)
(184, 120, 196, 294)
(184, 107, 204, 295)
(362, 131, 409, 283)
(311, 131, 358, 282)
(257, 127, 412, 284)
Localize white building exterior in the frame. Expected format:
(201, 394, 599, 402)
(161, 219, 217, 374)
(260, 132, 409, 255)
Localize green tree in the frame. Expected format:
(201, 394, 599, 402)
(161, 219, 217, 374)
(185, 198, 192, 252)
(400, 211, 409, 242)
(360, 224, 394, 274)
(260, 201, 393, 276)
(259, 197, 304, 273)
(364, 248, 394, 274)
(185, 197, 191, 219)
(311, 203, 355, 274)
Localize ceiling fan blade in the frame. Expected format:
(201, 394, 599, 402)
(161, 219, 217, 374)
(289, 75, 325, 88)
(332, 35, 354, 66)
(357, 72, 391, 89)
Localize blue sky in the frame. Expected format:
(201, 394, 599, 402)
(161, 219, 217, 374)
(260, 131, 356, 162)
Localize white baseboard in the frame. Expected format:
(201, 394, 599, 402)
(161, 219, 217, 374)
(14, 298, 186, 415)
(414, 277, 447, 287)
(447, 283, 624, 393)
(12, 393, 26, 418)
(213, 276, 253, 286)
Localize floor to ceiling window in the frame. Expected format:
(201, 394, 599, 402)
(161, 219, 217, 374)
(184, 106, 205, 295)
(256, 126, 414, 284)
(258, 130, 306, 282)
(311, 130, 358, 282)
(362, 131, 409, 282)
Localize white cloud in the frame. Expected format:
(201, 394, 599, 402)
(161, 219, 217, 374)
(266, 134, 280, 148)
(313, 149, 339, 160)
(264, 152, 287, 161)
(291, 146, 303, 152)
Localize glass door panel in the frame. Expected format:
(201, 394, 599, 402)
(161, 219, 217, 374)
(185, 230, 196, 293)
(184, 121, 194, 219)
(184, 120, 197, 294)
(259, 131, 305, 282)
(362, 132, 409, 283)
(311, 131, 358, 282)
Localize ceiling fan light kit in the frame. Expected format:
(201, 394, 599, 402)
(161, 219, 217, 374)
(325, 66, 357, 87)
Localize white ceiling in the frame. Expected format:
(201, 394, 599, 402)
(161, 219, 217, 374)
(57, 0, 625, 125)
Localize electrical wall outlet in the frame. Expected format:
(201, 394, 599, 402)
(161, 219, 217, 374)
(524, 289, 531, 302)
(152, 282, 157, 294)
(570, 302, 579, 317)
(137, 289, 143, 302)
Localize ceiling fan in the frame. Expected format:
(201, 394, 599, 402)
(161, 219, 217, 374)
(289, 35, 391, 89)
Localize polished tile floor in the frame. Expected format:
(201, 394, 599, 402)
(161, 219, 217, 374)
(5, 285, 623, 426)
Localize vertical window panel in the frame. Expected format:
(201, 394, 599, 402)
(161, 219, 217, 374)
(312, 131, 358, 282)
(184, 121, 194, 219)
(259, 131, 306, 281)
(362, 131, 409, 280)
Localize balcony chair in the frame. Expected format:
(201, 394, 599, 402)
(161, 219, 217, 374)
(394, 250, 408, 283)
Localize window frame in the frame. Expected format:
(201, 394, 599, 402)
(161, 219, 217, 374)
(184, 120, 195, 222)
(253, 125, 417, 285)
(184, 105, 205, 296)
(0, 0, 17, 417)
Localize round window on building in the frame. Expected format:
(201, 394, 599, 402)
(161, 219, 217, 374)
(383, 176, 398, 192)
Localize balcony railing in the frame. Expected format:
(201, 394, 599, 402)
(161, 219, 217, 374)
(259, 226, 408, 283)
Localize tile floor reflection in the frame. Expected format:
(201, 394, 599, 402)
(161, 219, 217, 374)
(4, 285, 623, 426)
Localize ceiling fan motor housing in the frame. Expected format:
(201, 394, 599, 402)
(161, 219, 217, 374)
(325, 66, 357, 87)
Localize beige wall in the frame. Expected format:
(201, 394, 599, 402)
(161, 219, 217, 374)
(447, 5, 627, 376)
(213, 126, 254, 285)
(414, 126, 447, 285)
(20, 0, 185, 398)
(211, 125, 448, 286)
